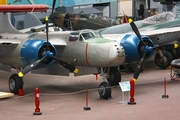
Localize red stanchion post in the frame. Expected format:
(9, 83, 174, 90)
(83, 88, 91, 110)
(96, 74, 98, 80)
(33, 88, 42, 115)
(17, 89, 24, 96)
(162, 78, 169, 98)
(128, 79, 136, 105)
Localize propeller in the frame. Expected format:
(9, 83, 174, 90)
(147, 0, 151, 13)
(51, 0, 56, 15)
(18, 16, 78, 77)
(18, 0, 78, 77)
(128, 18, 179, 81)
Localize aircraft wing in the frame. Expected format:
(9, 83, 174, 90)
(0, 39, 21, 46)
(102, 27, 180, 45)
(49, 38, 67, 47)
(102, 26, 180, 45)
(138, 26, 180, 45)
(0, 4, 49, 12)
(100, 12, 177, 35)
(137, 26, 180, 36)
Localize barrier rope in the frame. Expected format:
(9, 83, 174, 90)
(13, 85, 118, 99)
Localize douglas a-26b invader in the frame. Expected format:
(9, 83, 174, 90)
(0, 0, 179, 99)
(0, 1, 125, 99)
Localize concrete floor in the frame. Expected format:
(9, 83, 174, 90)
(0, 58, 180, 120)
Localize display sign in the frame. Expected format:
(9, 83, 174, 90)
(119, 81, 130, 92)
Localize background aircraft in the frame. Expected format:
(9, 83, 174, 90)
(49, 12, 119, 31)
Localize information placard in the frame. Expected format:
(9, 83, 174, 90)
(119, 81, 130, 92)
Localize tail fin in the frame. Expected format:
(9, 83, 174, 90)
(0, 0, 21, 33)
(0, 0, 8, 5)
(0, 3, 49, 33)
(24, 12, 43, 29)
(0, 13, 21, 33)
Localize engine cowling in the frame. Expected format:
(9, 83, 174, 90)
(20, 39, 57, 68)
(120, 34, 154, 63)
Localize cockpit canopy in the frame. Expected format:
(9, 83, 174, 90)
(69, 29, 102, 41)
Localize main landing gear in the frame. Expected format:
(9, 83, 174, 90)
(154, 50, 173, 69)
(97, 67, 121, 99)
(9, 74, 23, 94)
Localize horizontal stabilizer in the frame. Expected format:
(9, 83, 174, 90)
(0, 4, 49, 12)
(0, 92, 14, 99)
(20, 23, 54, 33)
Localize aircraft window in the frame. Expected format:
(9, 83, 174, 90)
(81, 32, 95, 40)
(69, 34, 79, 41)
(93, 31, 102, 38)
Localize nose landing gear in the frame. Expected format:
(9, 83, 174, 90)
(97, 67, 121, 99)
(98, 82, 111, 99)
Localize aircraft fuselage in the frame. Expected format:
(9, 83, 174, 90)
(0, 31, 125, 68)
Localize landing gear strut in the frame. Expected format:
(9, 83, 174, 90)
(107, 68, 121, 86)
(9, 74, 23, 94)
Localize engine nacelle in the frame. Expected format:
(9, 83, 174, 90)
(20, 39, 57, 67)
(120, 34, 154, 63)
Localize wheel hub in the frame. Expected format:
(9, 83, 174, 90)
(9, 79, 15, 90)
(98, 85, 106, 95)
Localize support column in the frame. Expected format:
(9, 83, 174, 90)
(117, 0, 122, 17)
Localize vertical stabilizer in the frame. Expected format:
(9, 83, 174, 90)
(24, 12, 43, 29)
(0, 0, 8, 5)
(0, 13, 21, 33)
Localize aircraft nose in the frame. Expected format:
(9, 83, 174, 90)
(108, 42, 125, 66)
(88, 41, 125, 67)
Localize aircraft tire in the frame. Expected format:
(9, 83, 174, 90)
(107, 68, 121, 86)
(9, 74, 23, 94)
(154, 51, 173, 69)
(98, 82, 111, 99)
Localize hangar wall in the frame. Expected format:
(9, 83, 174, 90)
(8, 0, 118, 18)
(109, 1, 118, 19)
(8, 0, 116, 7)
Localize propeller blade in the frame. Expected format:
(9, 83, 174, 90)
(51, 0, 56, 14)
(53, 57, 78, 73)
(18, 56, 47, 77)
(153, 43, 179, 50)
(45, 16, 50, 51)
(45, 16, 49, 42)
(128, 18, 145, 46)
(148, 0, 150, 13)
(133, 52, 147, 80)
